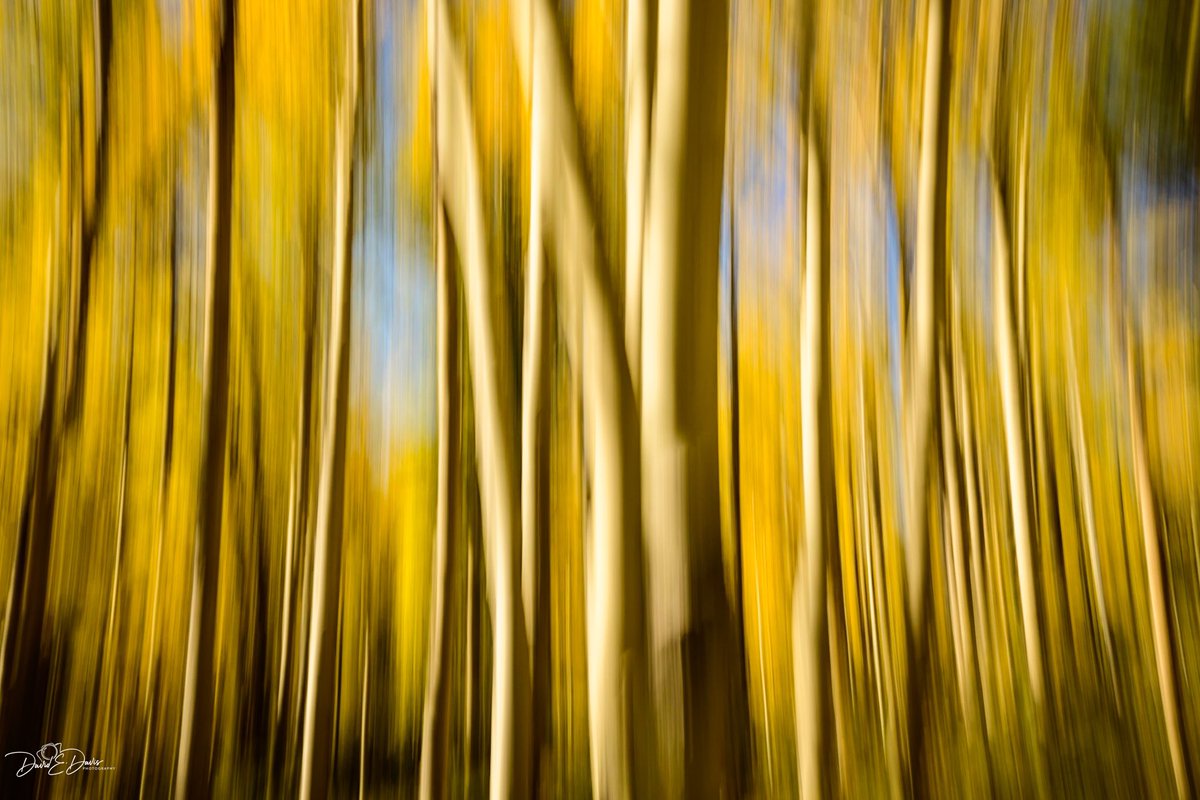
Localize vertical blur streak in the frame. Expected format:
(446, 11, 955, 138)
(902, 0, 950, 794)
(419, 203, 456, 800)
(176, 1, 236, 794)
(3, 0, 1200, 797)
(299, 0, 360, 795)
(417, 0, 453, 790)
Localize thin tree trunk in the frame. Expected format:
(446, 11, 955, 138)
(508, 2, 655, 794)
(429, 4, 530, 794)
(174, 0, 236, 792)
(624, 0, 656, 394)
(1127, 320, 1192, 798)
(956, 330, 993, 741)
(520, 139, 553, 795)
(989, 167, 1044, 705)
(727, 131, 753, 799)
(298, 1, 360, 794)
(419, 204, 459, 800)
(794, 129, 836, 800)
(1063, 308, 1116, 690)
(64, 0, 113, 425)
(1112, 217, 1193, 798)
(902, 0, 950, 793)
(938, 353, 974, 724)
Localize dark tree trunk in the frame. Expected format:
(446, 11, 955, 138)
(175, 0, 237, 794)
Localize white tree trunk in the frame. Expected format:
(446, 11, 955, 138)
(989, 170, 1043, 705)
(428, 4, 530, 795)
(624, 0, 655, 394)
(1127, 326, 1192, 800)
(520, 125, 552, 792)
(794, 132, 835, 800)
(639, 0, 737, 793)
(508, 2, 656, 794)
(902, 0, 949, 792)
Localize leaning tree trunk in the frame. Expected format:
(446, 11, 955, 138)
(174, 1, 236, 794)
(298, 2, 360, 796)
(989, 166, 1044, 706)
(418, 206, 460, 800)
(428, 3, 530, 796)
(1105, 186, 1194, 800)
(508, 1, 656, 795)
(902, 0, 950, 794)
(1125, 323, 1192, 800)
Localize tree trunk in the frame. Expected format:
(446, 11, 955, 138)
(419, 204, 459, 800)
(902, 0, 950, 793)
(937, 352, 975, 725)
(638, 0, 743, 794)
(428, 3, 530, 795)
(174, 1, 236, 793)
(793, 128, 837, 800)
(520, 142, 553, 795)
(624, 0, 656, 394)
(508, 2, 655, 794)
(989, 168, 1044, 705)
(298, 2, 360, 795)
(1106, 193, 1194, 798)
(1063, 308, 1116, 687)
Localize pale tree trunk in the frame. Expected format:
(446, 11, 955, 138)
(902, 0, 950, 793)
(955, 326, 993, 741)
(520, 136, 553, 795)
(1107, 207, 1193, 798)
(419, 206, 459, 800)
(624, 0, 656, 393)
(1126, 326, 1192, 800)
(508, 2, 655, 795)
(428, 4, 530, 795)
(638, 0, 744, 794)
(1099, 145, 1193, 799)
(938, 353, 975, 726)
(1063, 307, 1116, 688)
(418, 2, 455, 790)
(175, 0, 236, 793)
(298, 1, 360, 794)
(793, 129, 836, 800)
(989, 168, 1044, 705)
